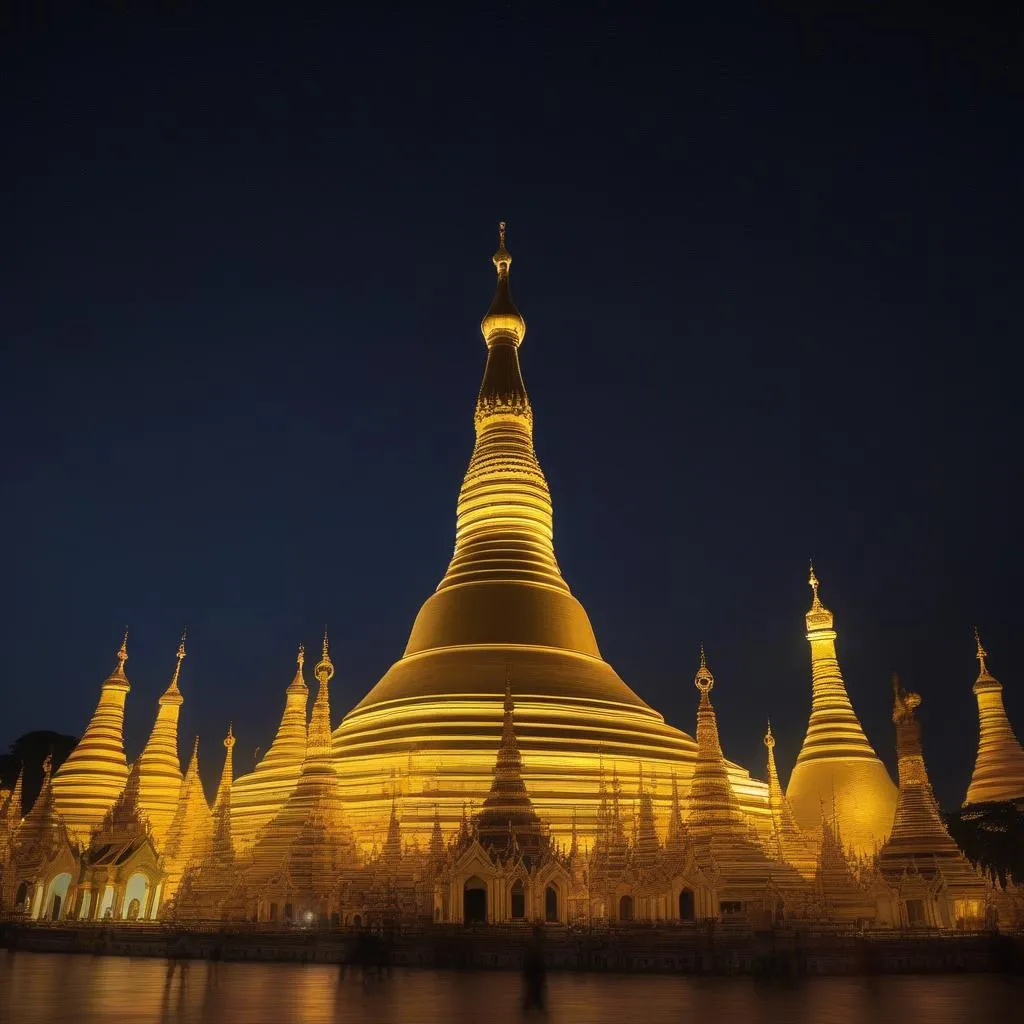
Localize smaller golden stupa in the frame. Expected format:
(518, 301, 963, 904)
(52, 632, 132, 842)
(785, 566, 897, 857)
(964, 629, 1024, 806)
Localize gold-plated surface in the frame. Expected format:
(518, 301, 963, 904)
(135, 634, 187, 847)
(964, 630, 1024, 806)
(333, 227, 770, 849)
(764, 722, 817, 880)
(231, 644, 310, 852)
(52, 633, 132, 843)
(786, 568, 897, 857)
(162, 737, 213, 900)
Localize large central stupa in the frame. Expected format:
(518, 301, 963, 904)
(331, 225, 770, 848)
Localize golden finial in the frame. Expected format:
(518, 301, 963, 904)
(116, 628, 129, 670)
(504, 663, 513, 710)
(974, 626, 991, 677)
(315, 628, 335, 684)
(694, 643, 714, 695)
(481, 220, 525, 346)
(764, 719, 775, 750)
(224, 723, 235, 750)
(808, 562, 821, 605)
(297, 642, 305, 670)
(42, 753, 52, 777)
(190, 736, 199, 762)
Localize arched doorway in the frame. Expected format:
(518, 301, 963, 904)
(464, 876, 487, 924)
(45, 873, 73, 922)
(678, 888, 695, 922)
(510, 880, 525, 920)
(14, 882, 29, 913)
(353, 913, 362, 928)
(122, 873, 149, 920)
(619, 894, 634, 922)
(545, 885, 558, 923)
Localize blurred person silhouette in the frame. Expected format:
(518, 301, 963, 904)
(522, 923, 547, 1013)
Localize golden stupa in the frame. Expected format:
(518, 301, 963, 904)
(785, 567, 897, 857)
(135, 634, 187, 847)
(231, 645, 310, 853)
(52, 632, 132, 843)
(964, 629, 1024, 806)
(331, 225, 770, 847)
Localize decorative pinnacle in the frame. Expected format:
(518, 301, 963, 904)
(974, 626, 990, 675)
(116, 628, 129, 670)
(694, 644, 714, 694)
(504, 663, 513, 712)
(764, 719, 775, 750)
(315, 629, 335, 684)
(297, 642, 305, 670)
(224, 723, 235, 750)
(481, 220, 526, 347)
(190, 736, 199, 762)
(165, 628, 187, 694)
(808, 562, 821, 606)
(42, 753, 53, 777)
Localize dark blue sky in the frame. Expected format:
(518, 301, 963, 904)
(2, 7, 1019, 807)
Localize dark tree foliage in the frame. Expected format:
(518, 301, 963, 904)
(944, 803, 1024, 887)
(0, 731, 78, 812)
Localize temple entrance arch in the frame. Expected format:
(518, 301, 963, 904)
(463, 876, 487, 924)
(679, 888, 695, 921)
(545, 884, 558, 923)
(45, 873, 73, 921)
(511, 880, 525, 920)
(122, 873, 149, 920)
(619, 895, 634, 922)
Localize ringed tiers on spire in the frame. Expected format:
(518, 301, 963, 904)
(52, 633, 132, 843)
(785, 567, 897, 858)
(231, 645, 310, 853)
(332, 227, 772, 850)
(964, 630, 1024, 806)
(136, 634, 188, 848)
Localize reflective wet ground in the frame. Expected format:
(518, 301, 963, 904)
(0, 951, 1017, 1024)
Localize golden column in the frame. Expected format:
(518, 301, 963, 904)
(785, 567, 897, 857)
(964, 629, 1024, 805)
(52, 632, 132, 843)
(136, 633, 187, 849)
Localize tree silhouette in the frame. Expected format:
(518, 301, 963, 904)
(0, 731, 78, 811)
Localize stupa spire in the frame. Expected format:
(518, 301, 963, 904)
(162, 736, 214, 899)
(786, 565, 896, 856)
(230, 643, 311, 853)
(307, 631, 335, 762)
(685, 647, 745, 833)
(210, 723, 235, 860)
(878, 675, 982, 888)
(964, 630, 1024, 805)
(52, 631, 133, 842)
(764, 720, 817, 879)
(136, 631, 188, 848)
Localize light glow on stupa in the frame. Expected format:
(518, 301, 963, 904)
(785, 566, 897, 857)
(963, 629, 1024, 806)
(52, 632, 132, 843)
(330, 224, 771, 849)
(136, 632, 187, 847)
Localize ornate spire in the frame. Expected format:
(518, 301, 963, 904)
(786, 565, 896, 857)
(230, 643, 311, 853)
(307, 631, 335, 762)
(878, 677, 984, 902)
(476, 675, 545, 858)
(764, 719, 817, 879)
(52, 631, 133, 841)
(137, 633, 188, 848)
(685, 647, 744, 832)
(964, 630, 1024, 806)
(480, 220, 526, 348)
(161, 736, 213, 900)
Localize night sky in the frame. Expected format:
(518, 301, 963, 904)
(2, 7, 1019, 809)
